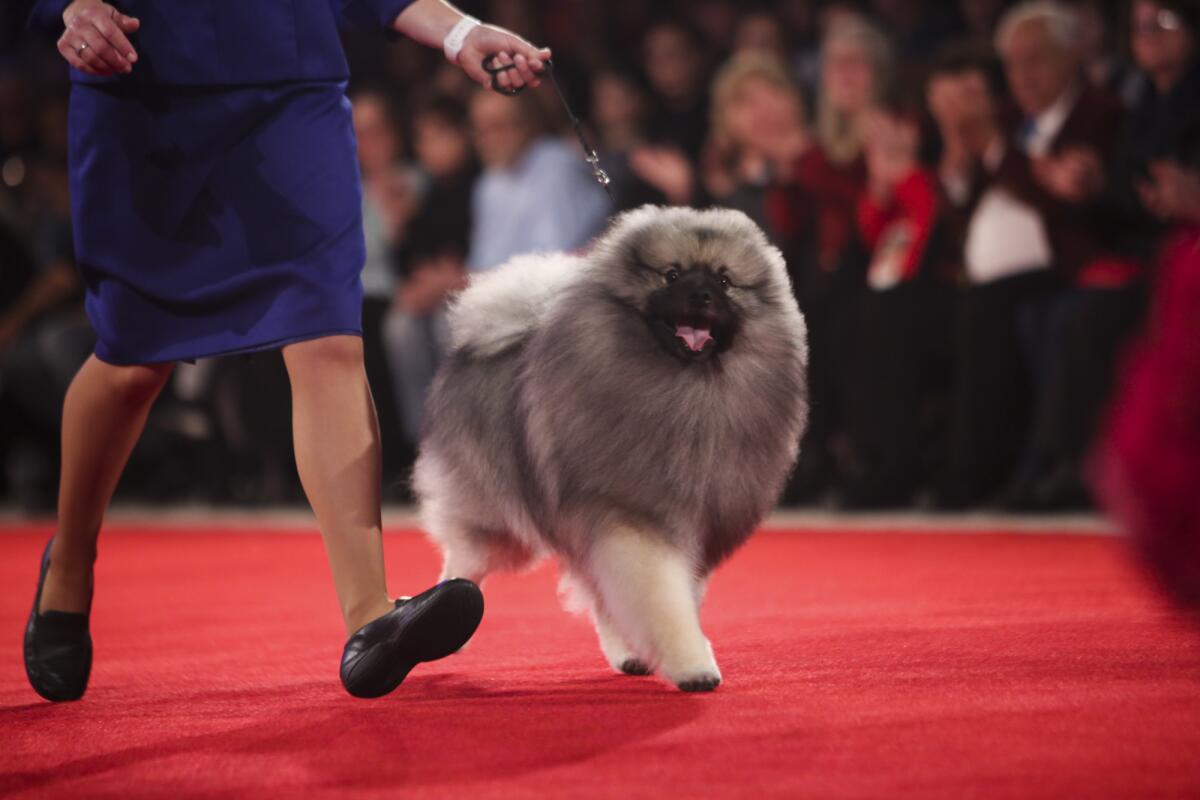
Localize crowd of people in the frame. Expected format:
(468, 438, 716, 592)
(1, 0, 1198, 512)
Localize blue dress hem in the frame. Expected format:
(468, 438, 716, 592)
(92, 327, 363, 366)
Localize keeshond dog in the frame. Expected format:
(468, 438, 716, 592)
(414, 204, 808, 691)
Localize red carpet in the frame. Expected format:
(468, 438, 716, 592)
(1, 524, 1198, 799)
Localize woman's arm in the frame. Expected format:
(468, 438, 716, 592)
(391, 0, 550, 94)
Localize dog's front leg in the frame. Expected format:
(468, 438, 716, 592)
(588, 528, 721, 692)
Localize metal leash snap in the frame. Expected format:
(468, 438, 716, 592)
(542, 58, 613, 201)
(482, 54, 523, 96)
(480, 55, 613, 202)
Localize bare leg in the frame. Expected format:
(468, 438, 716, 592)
(282, 335, 394, 635)
(587, 528, 722, 691)
(40, 356, 174, 614)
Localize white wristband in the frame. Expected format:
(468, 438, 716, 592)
(443, 16, 480, 65)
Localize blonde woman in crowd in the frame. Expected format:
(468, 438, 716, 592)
(765, 13, 892, 503)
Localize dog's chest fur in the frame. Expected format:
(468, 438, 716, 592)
(518, 281, 807, 567)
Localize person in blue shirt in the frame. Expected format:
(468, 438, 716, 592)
(22, 0, 552, 701)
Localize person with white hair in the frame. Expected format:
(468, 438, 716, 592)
(932, 1, 1128, 509)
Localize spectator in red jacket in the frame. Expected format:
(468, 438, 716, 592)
(841, 84, 959, 508)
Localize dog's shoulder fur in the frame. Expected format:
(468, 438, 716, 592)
(447, 252, 591, 358)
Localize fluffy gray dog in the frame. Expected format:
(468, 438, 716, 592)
(414, 204, 808, 691)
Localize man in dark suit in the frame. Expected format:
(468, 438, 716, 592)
(933, 2, 1127, 508)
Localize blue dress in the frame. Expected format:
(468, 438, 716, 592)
(28, 0, 413, 364)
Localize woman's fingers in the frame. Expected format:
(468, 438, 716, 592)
(58, 29, 116, 75)
(76, 24, 129, 73)
(56, 35, 92, 73)
(492, 51, 516, 92)
(91, 12, 138, 63)
(112, 9, 140, 34)
(512, 54, 540, 89)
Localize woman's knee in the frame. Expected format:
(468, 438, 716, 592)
(95, 359, 174, 404)
(282, 334, 364, 377)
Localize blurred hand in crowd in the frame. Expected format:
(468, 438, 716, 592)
(1032, 147, 1105, 203)
(628, 145, 695, 205)
(927, 67, 999, 175)
(396, 254, 467, 316)
(1138, 160, 1200, 222)
(864, 108, 920, 202)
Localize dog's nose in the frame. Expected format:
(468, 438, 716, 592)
(690, 290, 712, 307)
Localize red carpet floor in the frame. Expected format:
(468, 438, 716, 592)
(1, 524, 1198, 799)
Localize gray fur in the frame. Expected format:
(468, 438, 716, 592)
(414, 204, 808, 687)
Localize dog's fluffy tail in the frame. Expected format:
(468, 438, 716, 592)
(447, 252, 589, 358)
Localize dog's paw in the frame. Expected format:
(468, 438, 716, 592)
(619, 658, 653, 676)
(674, 672, 721, 692)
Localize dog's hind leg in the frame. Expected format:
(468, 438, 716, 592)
(587, 528, 721, 692)
(422, 506, 495, 585)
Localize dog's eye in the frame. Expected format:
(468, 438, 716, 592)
(719, 275, 731, 290)
(665, 269, 680, 284)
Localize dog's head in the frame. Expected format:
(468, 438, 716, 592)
(589, 205, 794, 363)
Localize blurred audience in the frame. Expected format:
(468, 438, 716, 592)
(766, 13, 890, 503)
(707, 52, 810, 227)
(350, 86, 421, 486)
(934, 1, 1126, 508)
(4, 0, 1197, 514)
(385, 91, 478, 453)
(642, 21, 713, 162)
(842, 85, 954, 508)
(0, 91, 90, 510)
(386, 86, 609, 446)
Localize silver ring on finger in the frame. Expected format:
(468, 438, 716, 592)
(75, 41, 89, 56)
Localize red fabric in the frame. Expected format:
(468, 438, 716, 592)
(1075, 256, 1144, 289)
(2, 525, 1199, 799)
(1095, 227, 1200, 608)
(766, 146, 867, 273)
(856, 169, 939, 283)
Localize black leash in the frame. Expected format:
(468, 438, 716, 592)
(483, 54, 613, 202)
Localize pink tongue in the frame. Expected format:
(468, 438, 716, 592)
(675, 325, 713, 352)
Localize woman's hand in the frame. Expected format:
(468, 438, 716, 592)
(391, 1, 549, 95)
(458, 25, 551, 94)
(58, 0, 139, 76)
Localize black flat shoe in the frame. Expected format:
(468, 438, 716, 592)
(24, 539, 93, 702)
(339, 578, 484, 699)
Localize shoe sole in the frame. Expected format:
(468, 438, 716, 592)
(343, 580, 484, 698)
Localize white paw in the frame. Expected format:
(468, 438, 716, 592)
(662, 651, 722, 692)
(673, 671, 722, 692)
